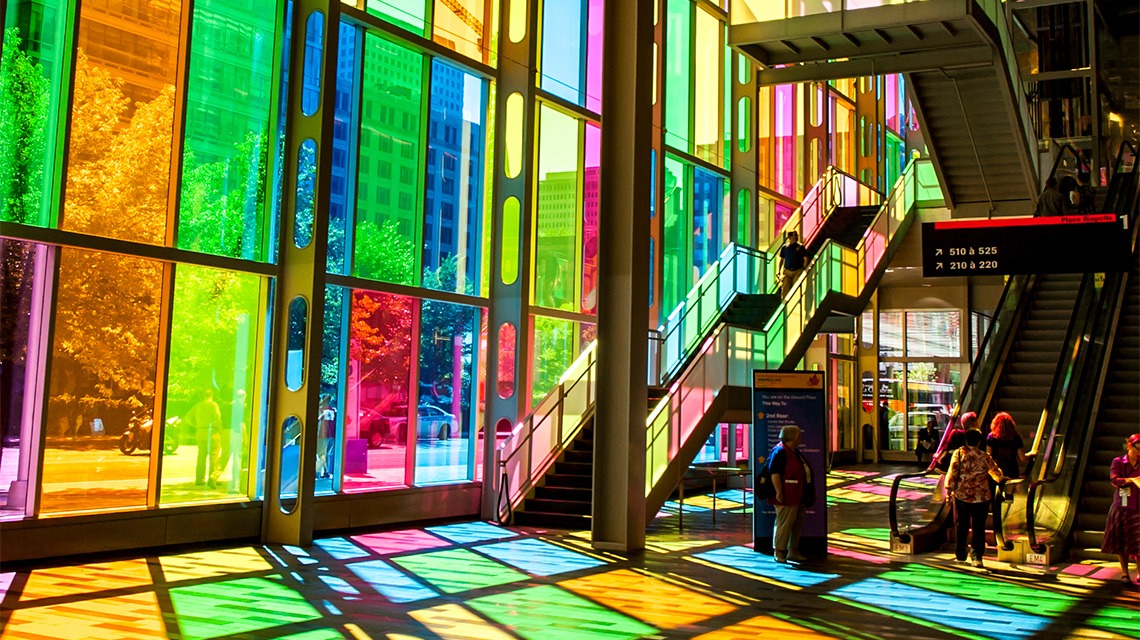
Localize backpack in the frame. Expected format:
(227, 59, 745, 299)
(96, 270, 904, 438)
(755, 452, 777, 501)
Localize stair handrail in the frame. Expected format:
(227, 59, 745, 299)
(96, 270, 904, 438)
(765, 166, 883, 295)
(1024, 145, 1140, 550)
(648, 159, 940, 499)
(888, 271, 1033, 543)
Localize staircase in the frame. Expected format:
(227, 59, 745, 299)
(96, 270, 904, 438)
(498, 161, 942, 528)
(982, 274, 1081, 441)
(729, 0, 1037, 217)
(1069, 258, 1140, 561)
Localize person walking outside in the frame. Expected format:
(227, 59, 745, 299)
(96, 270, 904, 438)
(185, 389, 223, 489)
(768, 425, 815, 563)
(1101, 433, 1140, 585)
(947, 429, 1005, 568)
(779, 230, 808, 297)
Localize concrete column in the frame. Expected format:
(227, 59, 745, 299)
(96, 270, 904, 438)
(592, 0, 654, 554)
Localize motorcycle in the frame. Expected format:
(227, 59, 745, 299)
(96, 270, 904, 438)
(119, 413, 181, 455)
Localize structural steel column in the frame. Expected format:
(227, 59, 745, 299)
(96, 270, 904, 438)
(730, 52, 758, 248)
(263, 0, 339, 546)
(593, 0, 653, 554)
(482, 0, 539, 519)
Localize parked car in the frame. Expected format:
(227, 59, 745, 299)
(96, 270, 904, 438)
(357, 404, 457, 447)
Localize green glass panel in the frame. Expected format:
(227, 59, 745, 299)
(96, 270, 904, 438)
(161, 265, 264, 504)
(354, 33, 423, 285)
(468, 585, 657, 640)
(531, 315, 575, 407)
(664, 0, 691, 152)
(392, 548, 527, 593)
(533, 106, 580, 312)
(366, 0, 427, 36)
(170, 577, 320, 640)
(661, 155, 689, 315)
(177, 0, 277, 261)
(500, 196, 520, 284)
(0, 1, 67, 227)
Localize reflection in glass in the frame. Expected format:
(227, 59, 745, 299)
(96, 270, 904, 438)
(531, 316, 576, 407)
(343, 290, 413, 491)
(423, 60, 486, 296)
(295, 139, 317, 249)
(301, 11, 325, 116)
(0, 239, 44, 516)
(279, 416, 301, 512)
(540, 0, 584, 104)
(496, 323, 516, 399)
(61, 0, 183, 245)
(41, 249, 163, 513)
(318, 285, 346, 494)
(433, 0, 496, 65)
(415, 300, 480, 484)
(177, 0, 277, 260)
(160, 265, 264, 504)
(905, 311, 961, 358)
(328, 22, 359, 275)
(878, 311, 904, 358)
(354, 34, 423, 285)
(581, 124, 600, 314)
(0, 2, 68, 227)
(533, 106, 581, 311)
(286, 296, 308, 390)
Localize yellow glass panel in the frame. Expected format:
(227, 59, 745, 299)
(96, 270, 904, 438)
(40, 249, 163, 514)
(501, 196, 520, 284)
(508, 0, 526, 42)
(433, 0, 497, 65)
(693, 7, 723, 165)
(505, 92, 523, 178)
(61, 1, 184, 245)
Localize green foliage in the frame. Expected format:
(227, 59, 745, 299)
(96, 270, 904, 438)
(354, 219, 416, 284)
(531, 316, 576, 407)
(178, 131, 270, 260)
(0, 27, 50, 224)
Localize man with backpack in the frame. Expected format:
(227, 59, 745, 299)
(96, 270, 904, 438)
(766, 425, 815, 563)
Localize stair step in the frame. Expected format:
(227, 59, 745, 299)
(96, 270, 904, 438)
(564, 449, 593, 464)
(513, 510, 591, 529)
(525, 498, 591, 515)
(544, 473, 591, 489)
(555, 461, 592, 476)
(535, 485, 592, 502)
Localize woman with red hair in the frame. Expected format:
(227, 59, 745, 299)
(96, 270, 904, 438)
(986, 412, 1027, 479)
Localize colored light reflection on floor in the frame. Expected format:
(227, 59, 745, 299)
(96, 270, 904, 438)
(18, 559, 152, 601)
(346, 559, 438, 603)
(168, 576, 321, 639)
(691, 614, 838, 639)
(2, 591, 167, 639)
(693, 546, 840, 588)
(350, 529, 451, 555)
(829, 576, 1050, 640)
(472, 538, 607, 576)
(392, 548, 528, 593)
(425, 521, 516, 544)
(159, 547, 273, 583)
(558, 568, 736, 629)
(466, 584, 657, 640)
(314, 537, 371, 560)
(408, 603, 518, 640)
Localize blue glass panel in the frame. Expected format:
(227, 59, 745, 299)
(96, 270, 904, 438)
(423, 59, 486, 295)
(540, 0, 585, 104)
(328, 23, 357, 275)
(692, 167, 723, 279)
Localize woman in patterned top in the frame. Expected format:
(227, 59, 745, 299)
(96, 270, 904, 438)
(947, 429, 1005, 567)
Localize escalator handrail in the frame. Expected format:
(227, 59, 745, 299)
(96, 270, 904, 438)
(1045, 142, 1090, 185)
(1024, 145, 1140, 550)
(888, 272, 1034, 542)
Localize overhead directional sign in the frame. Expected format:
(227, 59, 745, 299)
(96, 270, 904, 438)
(922, 214, 1131, 277)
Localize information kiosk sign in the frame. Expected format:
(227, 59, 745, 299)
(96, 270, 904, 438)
(921, 214, 1130, 277)
(752, 370, 828, 556)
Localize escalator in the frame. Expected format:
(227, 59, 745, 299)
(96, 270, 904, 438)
(498, 161, 943, 528)
(890, 143, 1140, 558)
(1069, 257, 1140, 562)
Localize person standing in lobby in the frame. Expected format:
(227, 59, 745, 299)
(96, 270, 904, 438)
(768, 425, 815, 563)
(947, 429, 1005, 568)
(1101, 433, 1140, 585)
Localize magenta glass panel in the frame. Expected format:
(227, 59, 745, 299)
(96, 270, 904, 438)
(581, 124, 600, 314)
(885, 74, 900, 133)
(586, 0, 604, 113)
(774, 201, 795, 235)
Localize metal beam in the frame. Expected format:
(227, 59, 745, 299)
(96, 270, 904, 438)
(756, 46, 993, 86)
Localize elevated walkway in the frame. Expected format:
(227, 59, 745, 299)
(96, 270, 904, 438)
(730, 0, 1037, 218)
(497, 161, 943, 530)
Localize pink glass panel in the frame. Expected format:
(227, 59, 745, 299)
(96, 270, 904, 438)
(774, 85, 797, 198)
(581, 124, 600, 314)
(586, 0, 604, 112)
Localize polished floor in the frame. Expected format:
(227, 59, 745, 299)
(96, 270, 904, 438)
(0, 466, 1136, 639)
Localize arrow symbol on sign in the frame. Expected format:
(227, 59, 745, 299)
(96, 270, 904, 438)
(936, 262, 943, 269)
(935, 248, 943, 256)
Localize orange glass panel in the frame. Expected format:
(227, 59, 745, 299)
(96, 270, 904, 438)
(41, 248, 163, 513)
(60, 1, 184, 245)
